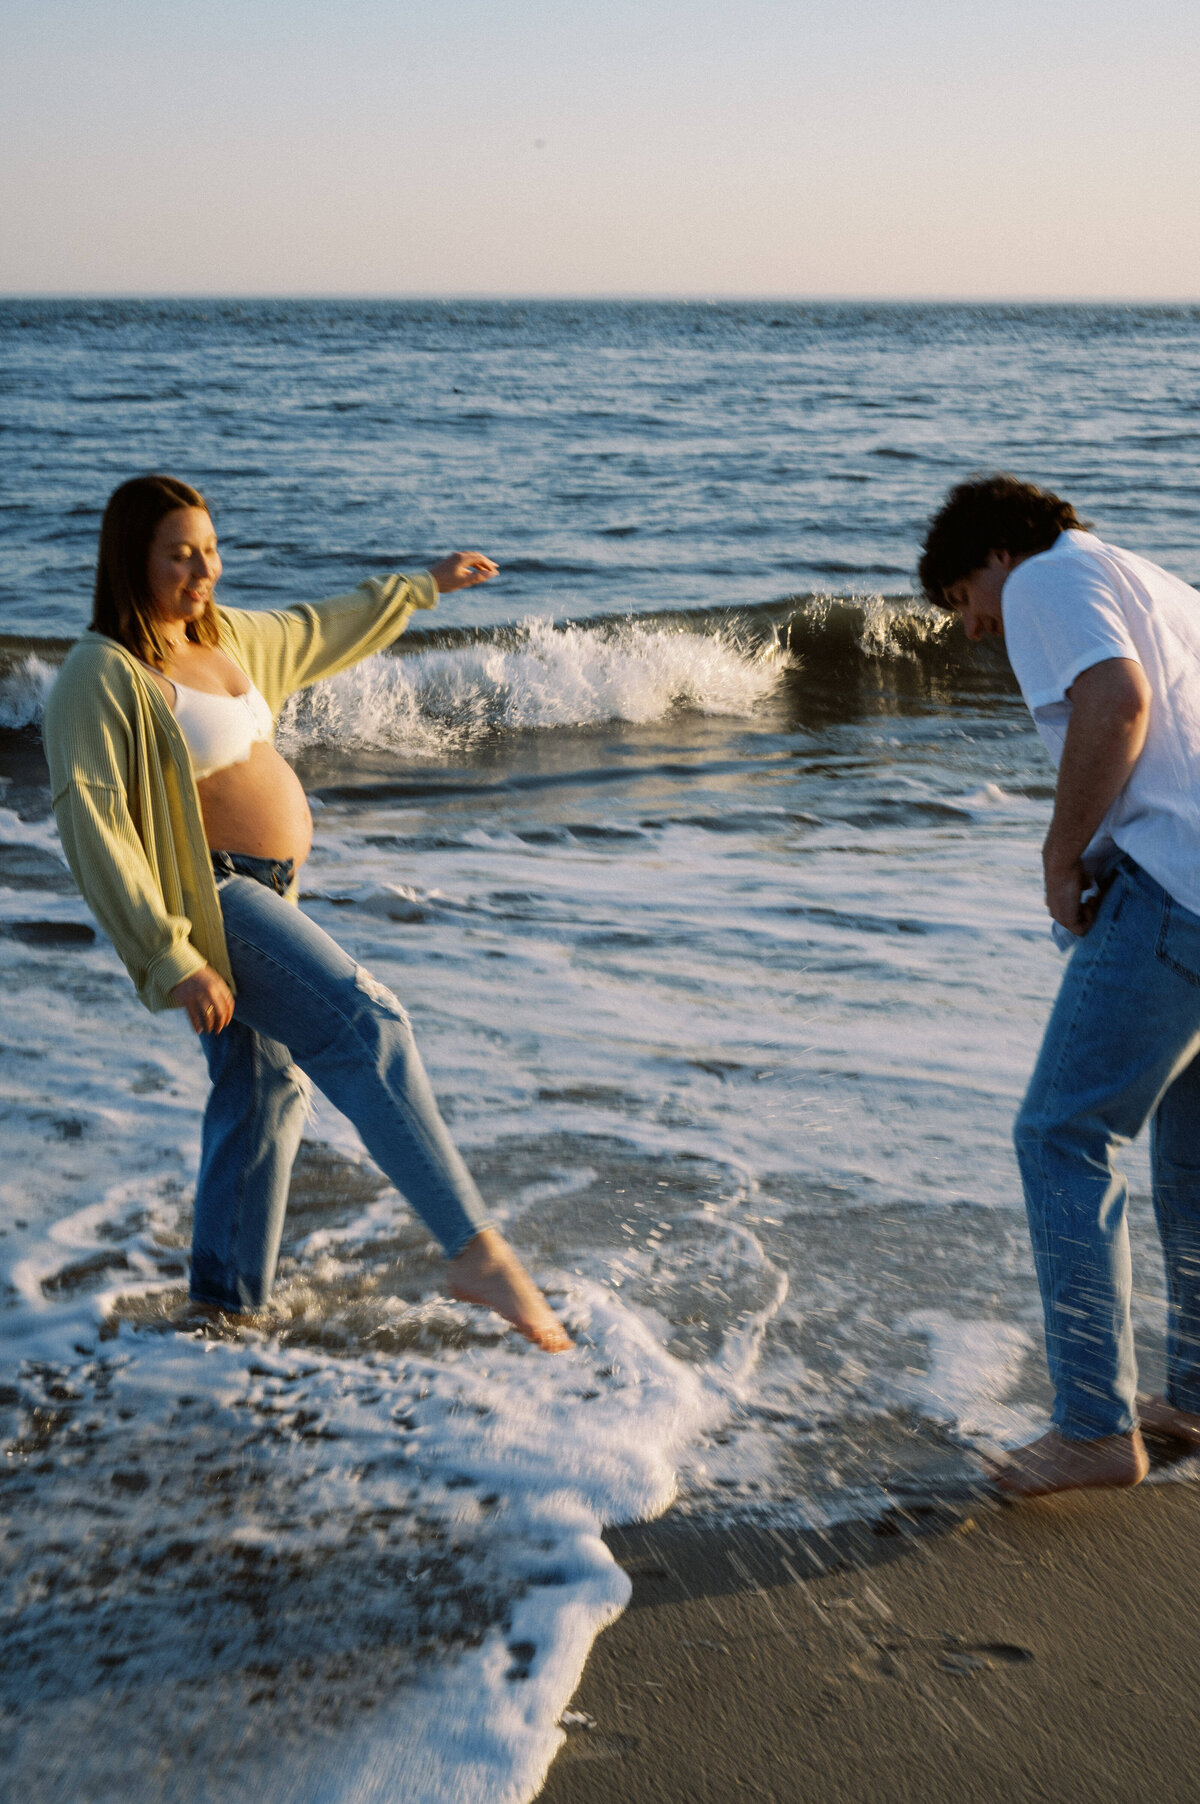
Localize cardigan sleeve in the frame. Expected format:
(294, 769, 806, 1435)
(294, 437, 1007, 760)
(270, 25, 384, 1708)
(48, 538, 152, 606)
(51, 779, 207, 1010)
(219, 572, 438, 713)
(43, 645, 209, 1011)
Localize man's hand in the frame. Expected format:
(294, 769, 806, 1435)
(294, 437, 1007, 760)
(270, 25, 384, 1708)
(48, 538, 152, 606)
(430, 552, 499, 594)
(1043, 852, 1100, 937)
(1041, 657, 1150, 937)
(171, 965, 235, 1034)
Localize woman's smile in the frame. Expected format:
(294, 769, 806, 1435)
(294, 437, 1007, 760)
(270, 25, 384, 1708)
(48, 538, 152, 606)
(146, 505, 222, 626)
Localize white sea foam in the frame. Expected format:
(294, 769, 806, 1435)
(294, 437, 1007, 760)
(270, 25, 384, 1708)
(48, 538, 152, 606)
(852, 595, 953, 662)
(278, 617, 788, 756)
(889, 1309, 1041, 1445)
(0, 654, 56, 730)
(0, 1221, 728, 1802)
(0, 803, 69, 859)
(786, 594, 955, 662)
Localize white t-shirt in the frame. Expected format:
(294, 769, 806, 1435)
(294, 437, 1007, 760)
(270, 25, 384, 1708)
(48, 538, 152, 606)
(1002, 528, 1200, 914)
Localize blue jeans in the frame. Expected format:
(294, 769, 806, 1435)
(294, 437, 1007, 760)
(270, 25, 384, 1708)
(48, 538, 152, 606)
(1015, 855, 1200, 1439)
(190, 854, 492, 1311)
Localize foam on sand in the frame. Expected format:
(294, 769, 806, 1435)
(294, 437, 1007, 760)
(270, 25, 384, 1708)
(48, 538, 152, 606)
(2, 1184, 768, 1802)
(889, 1309, 1041, 1446)
(0, 857, 785, 1802)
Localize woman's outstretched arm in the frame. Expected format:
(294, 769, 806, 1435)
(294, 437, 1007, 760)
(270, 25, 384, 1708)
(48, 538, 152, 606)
(220, 553, 499, 712)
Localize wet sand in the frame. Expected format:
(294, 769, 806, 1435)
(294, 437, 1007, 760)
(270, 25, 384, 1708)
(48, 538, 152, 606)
(540, 1471, 1200, 1804)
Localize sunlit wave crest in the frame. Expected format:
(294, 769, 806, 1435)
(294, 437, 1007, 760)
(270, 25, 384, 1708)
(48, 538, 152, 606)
(0, 594, 963, 747)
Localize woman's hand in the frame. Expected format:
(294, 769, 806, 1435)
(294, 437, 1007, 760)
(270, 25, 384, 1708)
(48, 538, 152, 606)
(430, 552, 498, 593)
(171, 965, 235, 1035)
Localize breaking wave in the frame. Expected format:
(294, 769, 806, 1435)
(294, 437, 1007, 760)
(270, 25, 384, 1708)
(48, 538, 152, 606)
(0, 654, 56, 731)
(0, 595, 970, 750)
(278, 616, 789, 756)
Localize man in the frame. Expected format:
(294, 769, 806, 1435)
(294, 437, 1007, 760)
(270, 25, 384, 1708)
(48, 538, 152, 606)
(920, 474, 1200, 1497)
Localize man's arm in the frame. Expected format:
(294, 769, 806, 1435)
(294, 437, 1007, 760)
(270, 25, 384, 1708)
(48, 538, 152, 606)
(1043, 657, 1151, 934)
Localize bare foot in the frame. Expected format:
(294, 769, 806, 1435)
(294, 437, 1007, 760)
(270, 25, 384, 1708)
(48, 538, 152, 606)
(179, 1298, 259, 1331)
(448, 1229, 572, 1353)
(1137, 1393, 1200, 1446)
(983, 1427, 1149, 1499)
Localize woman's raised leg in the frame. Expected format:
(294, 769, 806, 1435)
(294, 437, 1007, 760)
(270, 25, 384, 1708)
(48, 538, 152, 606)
(214, 875, 570, 1349)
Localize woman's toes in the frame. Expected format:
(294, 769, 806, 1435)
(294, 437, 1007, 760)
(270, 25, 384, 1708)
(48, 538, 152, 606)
(447, 1232, 572, 1352)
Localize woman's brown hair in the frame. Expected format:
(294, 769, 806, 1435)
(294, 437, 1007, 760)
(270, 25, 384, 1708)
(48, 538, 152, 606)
(91, 474, 222, 666)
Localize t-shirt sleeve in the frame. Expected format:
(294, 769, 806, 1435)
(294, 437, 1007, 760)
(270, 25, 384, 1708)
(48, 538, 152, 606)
(1002, 550, 1142, 713)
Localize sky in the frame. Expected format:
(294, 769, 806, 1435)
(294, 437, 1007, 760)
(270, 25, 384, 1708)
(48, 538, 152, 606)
(2, 0, 1199, 298)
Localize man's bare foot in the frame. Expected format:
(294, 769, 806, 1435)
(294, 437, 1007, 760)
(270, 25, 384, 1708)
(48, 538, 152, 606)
(983, 1427, 1149, 1499)
(1137, 1393, 1200, 1446)
(448, 1229, 572, 1353)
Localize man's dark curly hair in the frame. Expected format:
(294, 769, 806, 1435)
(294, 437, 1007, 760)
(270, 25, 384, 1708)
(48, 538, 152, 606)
(918, 474, 1090, 607)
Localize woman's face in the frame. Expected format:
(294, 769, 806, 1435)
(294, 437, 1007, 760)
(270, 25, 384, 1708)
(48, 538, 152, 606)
(146, 507, 222, 630)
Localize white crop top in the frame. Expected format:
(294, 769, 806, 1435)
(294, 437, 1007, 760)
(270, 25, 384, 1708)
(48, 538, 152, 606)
(169, 677, 275, 780)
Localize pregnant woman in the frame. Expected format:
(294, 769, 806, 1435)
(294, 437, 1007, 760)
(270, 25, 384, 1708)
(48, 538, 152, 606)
(42, 473, 570, 1351)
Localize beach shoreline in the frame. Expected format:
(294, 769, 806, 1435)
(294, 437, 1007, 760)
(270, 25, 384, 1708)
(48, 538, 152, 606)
(7, 299, 1200, 1800)
(540, 1465, 1200, 1803)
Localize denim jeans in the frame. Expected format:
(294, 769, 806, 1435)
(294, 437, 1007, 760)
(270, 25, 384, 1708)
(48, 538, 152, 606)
(190, 853, 492, 1311)
(1014, 855, 1200, 1439)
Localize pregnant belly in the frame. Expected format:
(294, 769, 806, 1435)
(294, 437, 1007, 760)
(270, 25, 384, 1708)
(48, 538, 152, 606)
(197, 742, 314, 864)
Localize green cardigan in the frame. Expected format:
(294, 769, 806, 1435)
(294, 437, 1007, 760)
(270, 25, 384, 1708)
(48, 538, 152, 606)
(42, 572, 437, 1011)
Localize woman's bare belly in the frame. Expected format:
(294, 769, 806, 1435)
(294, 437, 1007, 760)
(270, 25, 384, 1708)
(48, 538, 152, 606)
(198, 742, 314, 864)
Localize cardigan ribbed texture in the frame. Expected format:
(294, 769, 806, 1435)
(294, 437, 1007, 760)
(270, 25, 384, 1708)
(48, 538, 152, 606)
(42, 572, 437, 1011)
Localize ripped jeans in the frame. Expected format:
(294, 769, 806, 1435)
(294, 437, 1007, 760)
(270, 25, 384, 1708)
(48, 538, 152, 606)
(190, 854, 492, 1311)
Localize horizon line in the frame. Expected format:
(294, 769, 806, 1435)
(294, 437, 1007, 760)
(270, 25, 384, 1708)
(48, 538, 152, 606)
(3, 290, 1200, 308)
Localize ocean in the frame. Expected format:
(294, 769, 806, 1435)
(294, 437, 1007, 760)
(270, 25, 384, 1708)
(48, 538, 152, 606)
(3, 299, 1200, 1801)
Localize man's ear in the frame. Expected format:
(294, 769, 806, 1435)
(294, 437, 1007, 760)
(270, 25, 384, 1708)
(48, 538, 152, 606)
(988, 549, 1017, 576)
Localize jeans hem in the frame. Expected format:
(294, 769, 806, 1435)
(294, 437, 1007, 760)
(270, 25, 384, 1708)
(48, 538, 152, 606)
(188, 1285, 265, 1312)
(443, 1217, 498, 1261)
(1055, 1412, 1138, 1441)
